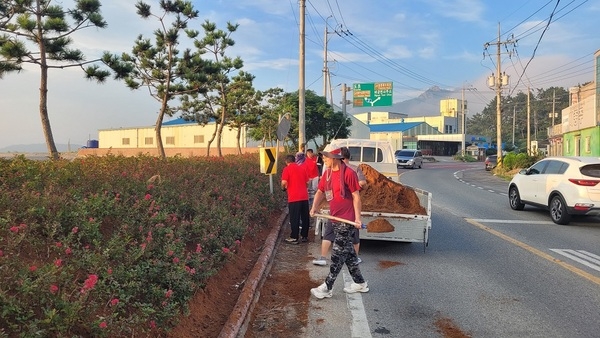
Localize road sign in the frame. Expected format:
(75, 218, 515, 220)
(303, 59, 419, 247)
(276, 115, 290, 141)
(260, 148, 277, 175)
(352, 82, 393, 107)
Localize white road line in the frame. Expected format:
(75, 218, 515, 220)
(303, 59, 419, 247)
(343, 272, 372, 338)
(550, 249, 600, 272)
(470, 219, 555, 225)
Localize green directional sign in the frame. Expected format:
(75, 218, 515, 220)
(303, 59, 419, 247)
(352, 82, 393, 107)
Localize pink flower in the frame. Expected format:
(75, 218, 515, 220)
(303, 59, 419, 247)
(147, 184, 154, 190)
(195, 244, 202, 253)
(222, 247, 230, 254)
(54, 259, 62, 267)
(72, 227, 79, 234)
(144, 193, 152, 200)
(172, 257, 179, 264)
(81, 274, 99, 293)
(49, 284, 59, 294)
(99, 321, 107, 329)
(235, 240, 241, 246)
(165, 289, 173, 298)
(65, 248, 72, 255)
(29, 265, 37, 272)
(107, 268, 113, 275)
(140, 243, 147, 250)
(9, 226, 19, 233)
(110, 298, 119, 306)
(167, 250, 174, 257)
(149, 320, 156, 329)
(55, 242, 62, 248)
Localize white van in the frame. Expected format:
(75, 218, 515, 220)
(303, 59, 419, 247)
(323, 138, 399, 182)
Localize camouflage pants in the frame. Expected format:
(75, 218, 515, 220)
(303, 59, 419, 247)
(324, 221, 366, 290)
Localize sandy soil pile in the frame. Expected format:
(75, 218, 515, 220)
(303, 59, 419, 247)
(358, 163, 426, 215)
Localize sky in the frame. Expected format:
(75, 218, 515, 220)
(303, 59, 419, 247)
(1, 0, 598, 148)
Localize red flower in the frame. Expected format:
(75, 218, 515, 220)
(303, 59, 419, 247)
(65, 248, 72, 255)
(54, 259, 62, 267)
(172, 257, 179, 264)
(144, 193, 152, 200)
(29, 265, 37, 272)
(55, 242, 62, 248)
(9, 226, 19, 233)
(110, 298, 119, 306)
(99, 321, 107, 329)
(165, 289, 173, 298)
(72, 227, 79, 234)
(167, 250, 174, 257)
(195, 244, 202, 253)
(107, 268, 113, 275)
(149, 320, 156, 329)
(222, 247, 230, 254)
(81, 274, 99, 293)
(49, 284, 59, 294)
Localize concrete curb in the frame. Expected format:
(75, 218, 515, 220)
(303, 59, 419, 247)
(218, 210, 288, 338)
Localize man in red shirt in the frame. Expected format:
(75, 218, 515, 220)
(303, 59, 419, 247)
(309, 148, 369, 299)
(304, 149, 320, 208)
(281, 154, 310, 244)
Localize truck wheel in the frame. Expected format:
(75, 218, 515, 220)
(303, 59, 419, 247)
(550, 195, 571, 225)
(508, 186, 525, 210)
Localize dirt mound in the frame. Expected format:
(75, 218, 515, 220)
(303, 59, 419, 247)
(358, 163, 427, 215)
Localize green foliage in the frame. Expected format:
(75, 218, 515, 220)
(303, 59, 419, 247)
(0, 154, 280, 336)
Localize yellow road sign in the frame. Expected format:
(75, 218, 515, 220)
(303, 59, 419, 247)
(260, 148, 277, 175)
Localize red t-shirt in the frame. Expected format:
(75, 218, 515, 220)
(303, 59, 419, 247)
(282, 163, 309, 202)
(317, 165, 360, 221)
(300, 159, 318, 179)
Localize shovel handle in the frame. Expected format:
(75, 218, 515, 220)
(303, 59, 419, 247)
(313, 213, 366, 229)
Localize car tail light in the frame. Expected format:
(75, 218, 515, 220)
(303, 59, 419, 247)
(574, 203, 594, 211)
(568, 179, 600, 186)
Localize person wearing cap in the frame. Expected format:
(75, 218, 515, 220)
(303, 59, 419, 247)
(281, 154, 310, 244)
(309, 147, 369, 299)
(312, 146, 366, 266)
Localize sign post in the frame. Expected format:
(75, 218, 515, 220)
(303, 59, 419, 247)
(352, 82, 393, 107)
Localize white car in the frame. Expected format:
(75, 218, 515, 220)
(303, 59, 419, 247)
(395, 149, 423, 169)
(508, 157, 600, 225)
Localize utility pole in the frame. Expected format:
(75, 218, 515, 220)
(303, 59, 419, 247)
(461, 86, 466, 156)
(512, 105, 516, 147)
(322, 16, 330, 99)
(341, 83, 351, 116)
(485, 23, 514, 165)
(298, 0, 306, 151)
(527, 87, 531, 155)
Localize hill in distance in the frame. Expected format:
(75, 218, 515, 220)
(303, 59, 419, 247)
(0, 143, 83, 153)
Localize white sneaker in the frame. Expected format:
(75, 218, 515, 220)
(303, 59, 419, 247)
(310, 283, 332, 299)
(356, 257, 362, 264)
(343, 281, 369, 294)
(312, 256, 327, 266)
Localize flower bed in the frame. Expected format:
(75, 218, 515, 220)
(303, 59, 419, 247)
(0, 154, 281, 337)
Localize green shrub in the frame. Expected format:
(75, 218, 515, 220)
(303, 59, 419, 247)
(0, 154, 281, 337)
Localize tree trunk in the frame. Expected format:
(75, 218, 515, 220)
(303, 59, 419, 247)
(216, 106, 226, 157)
(206, 122, 218, 157)
(36, 3, 59, 160)
(236, 125, 242, 155)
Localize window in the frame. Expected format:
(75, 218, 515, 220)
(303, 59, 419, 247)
(122, 138, 130, 145)
(194, 135, 204, 144)
(166, 136, 175, 145)
(348, 146, 383, 163)
(544, 160, 567, 175)
(528, 160, 548, 175)
(145, 137, 153, 145)
(585, 136, 591, 153)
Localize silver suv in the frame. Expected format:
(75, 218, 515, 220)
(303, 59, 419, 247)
(395, 149, 423, 169)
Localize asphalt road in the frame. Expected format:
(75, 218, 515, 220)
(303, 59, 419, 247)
(306, 160, 600, 338)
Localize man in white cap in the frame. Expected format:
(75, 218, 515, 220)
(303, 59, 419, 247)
(309, 147, 369, 299)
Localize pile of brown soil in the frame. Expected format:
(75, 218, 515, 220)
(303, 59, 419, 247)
(358, 163, 427, 215)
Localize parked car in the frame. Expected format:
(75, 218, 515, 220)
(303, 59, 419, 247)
(395, 149, 423, 169)
(485, 155, 497, 171)
(508, 157, 600, 225)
